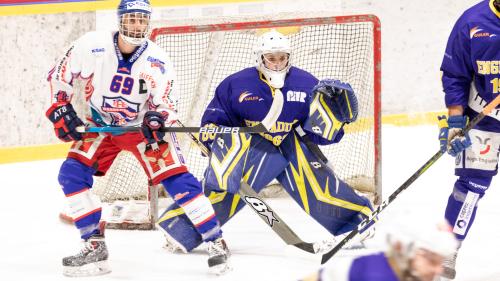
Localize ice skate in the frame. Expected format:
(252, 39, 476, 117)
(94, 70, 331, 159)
(62, 235, 111, 277)
(207, 237, 231, 275)
(161, 231, 188, 254)
(315, 227, 376, 253)
(440, 250, 458, 280)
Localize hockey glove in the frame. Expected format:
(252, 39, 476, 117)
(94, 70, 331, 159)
(438, 115, 472, 157)
(142, 111, 169, 144)
(46, 103, 84, 142)
(312, 79, 358, 124)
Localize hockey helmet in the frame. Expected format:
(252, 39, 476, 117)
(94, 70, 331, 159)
(254, 29, 292, 89)
(117, 0, 152, 46)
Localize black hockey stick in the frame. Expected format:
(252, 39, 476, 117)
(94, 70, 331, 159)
(76, 124, 268, 134)
(321, 94, 500, 264)
(177, 120, 316, 254)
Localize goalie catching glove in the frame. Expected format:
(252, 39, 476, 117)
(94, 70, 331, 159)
(313, 79, 358, 123)
(438, 115, 472, 157)
(46, 103, 84, 142)
(303, 79, 358, 142)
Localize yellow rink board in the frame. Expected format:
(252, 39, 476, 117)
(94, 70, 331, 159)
(0, 0, 267, 16)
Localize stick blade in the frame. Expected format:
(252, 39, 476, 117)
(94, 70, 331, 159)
(293, 242, 316, 254)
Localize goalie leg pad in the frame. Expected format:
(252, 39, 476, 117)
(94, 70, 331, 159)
(59, 158, 102, 240)
(277, 133, 374, 236)
(445, 176, 491, 240)
(162, 173, 221, 241)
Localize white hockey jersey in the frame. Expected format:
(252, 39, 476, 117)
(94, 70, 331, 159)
(48, 31, 177, 127)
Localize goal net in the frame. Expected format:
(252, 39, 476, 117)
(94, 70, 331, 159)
(64, 15, 381, 229)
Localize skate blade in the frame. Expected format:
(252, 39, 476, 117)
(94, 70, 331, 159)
(208, 262, 232, 276)
(63, 260, 111, 277)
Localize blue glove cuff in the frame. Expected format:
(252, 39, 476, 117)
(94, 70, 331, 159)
(447, 115, 468, 129)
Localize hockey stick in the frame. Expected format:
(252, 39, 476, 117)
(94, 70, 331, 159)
(76, 88, 284, 135)
(176, 120, 317, 254)
(321, 94, 500, 264)
(76, 124, 268, 134)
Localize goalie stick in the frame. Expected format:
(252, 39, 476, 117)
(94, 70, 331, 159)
(321, 94, 500, 264)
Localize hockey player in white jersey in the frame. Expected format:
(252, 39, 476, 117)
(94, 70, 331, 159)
(46, 0, 229, 276)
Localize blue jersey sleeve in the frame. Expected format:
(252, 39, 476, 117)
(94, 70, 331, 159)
(201, 79, 240, 127)
(440, 14, 473, 107)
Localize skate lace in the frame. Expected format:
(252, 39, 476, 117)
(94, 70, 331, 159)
(443, 251, 458, 268)
(208, 239, 226, 257)
(78, 241, 97, 256)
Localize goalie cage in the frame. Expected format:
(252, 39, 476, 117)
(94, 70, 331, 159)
(60, 14, 381, 230)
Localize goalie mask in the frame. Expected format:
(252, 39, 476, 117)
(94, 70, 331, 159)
(254, 29, 291, 89)
(117, 0, 152, 46)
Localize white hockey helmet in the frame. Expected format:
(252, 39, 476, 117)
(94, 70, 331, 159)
(117, 0, 152, 46)
(387, 220, 458, 258)
(254, 29, 292, 89)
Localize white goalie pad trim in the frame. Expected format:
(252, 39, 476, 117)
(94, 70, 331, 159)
(180, 193, 216, 227)
(66, 188, 102, 221)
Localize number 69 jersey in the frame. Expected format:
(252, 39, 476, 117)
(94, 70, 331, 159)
(47, 31, 177, 127)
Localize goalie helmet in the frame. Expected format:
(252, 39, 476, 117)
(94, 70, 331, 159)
(117, 0, 152, 46)
(254, 29, 292, 89)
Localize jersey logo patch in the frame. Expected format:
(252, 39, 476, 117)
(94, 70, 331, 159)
(470, 26, 496, 39)
(147, 56, 165, 74)
(238, 91, 263, 103)
(101, 96, 140, 125)
(286, 90, 306, 102)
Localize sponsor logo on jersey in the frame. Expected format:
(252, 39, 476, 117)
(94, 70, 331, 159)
(286, 90, 306, 102)
(147, 56, 165, 74)
(238, 91, 263, 103)
(101, 96, 140, 125)
(475, 136, 491, 155)
(139, 72, 156, 88)
(117, 66, 131, 74)
(470, 26, 496, 38)
(91, 48, 105, 54)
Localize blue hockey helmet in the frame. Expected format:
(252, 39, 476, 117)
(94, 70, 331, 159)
(117, 0, 152, 46)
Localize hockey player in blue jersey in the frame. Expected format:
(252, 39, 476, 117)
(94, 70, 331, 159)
(437, 0, 500, 279)
(301, 220, 458, 281)
(157, 29, 375, 258)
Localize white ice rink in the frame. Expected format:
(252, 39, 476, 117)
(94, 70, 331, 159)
(1, 125, 498, 281)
